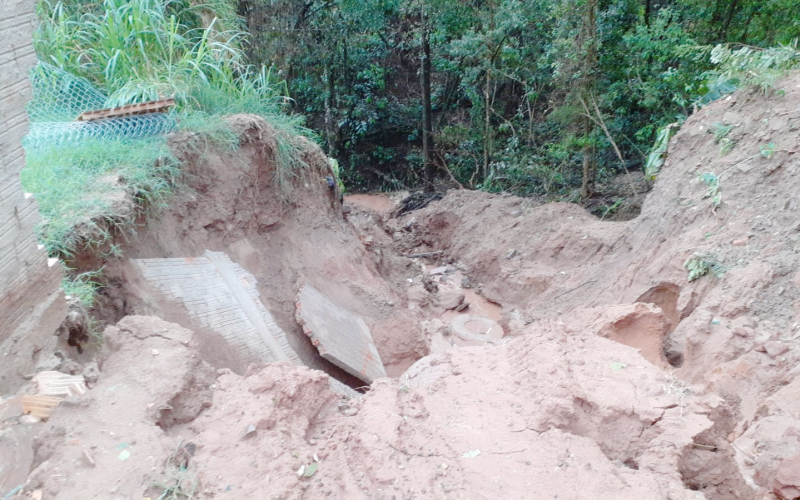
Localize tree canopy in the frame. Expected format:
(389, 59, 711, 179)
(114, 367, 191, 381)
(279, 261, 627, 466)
(238, 0, 800, 199)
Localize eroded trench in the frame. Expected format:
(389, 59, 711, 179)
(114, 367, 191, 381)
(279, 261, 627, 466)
(56, 125, 754, 499)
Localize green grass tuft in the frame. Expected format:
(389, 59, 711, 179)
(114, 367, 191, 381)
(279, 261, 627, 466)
(61, 267, 103, 309)
(21, 137, 178, 257)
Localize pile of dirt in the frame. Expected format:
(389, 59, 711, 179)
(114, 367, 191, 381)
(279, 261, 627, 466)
(12, 314, 718, 500)
(24, 316, 215, 499)
(11, 74, 800, 499)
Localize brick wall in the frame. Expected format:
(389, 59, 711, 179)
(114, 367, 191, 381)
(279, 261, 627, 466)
(0, 0, 65, 392)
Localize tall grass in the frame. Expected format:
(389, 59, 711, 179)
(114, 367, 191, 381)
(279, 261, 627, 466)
(34, 0, 256, 107)
(33, 0, 309, 153)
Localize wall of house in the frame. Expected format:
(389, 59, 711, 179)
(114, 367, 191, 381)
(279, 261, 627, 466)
(0, 0, 66, 392)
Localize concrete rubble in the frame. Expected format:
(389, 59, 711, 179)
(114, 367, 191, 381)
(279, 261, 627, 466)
(296, 284, 387, 384)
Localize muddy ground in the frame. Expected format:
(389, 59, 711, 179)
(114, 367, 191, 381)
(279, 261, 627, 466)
(4, 75, 800, 499)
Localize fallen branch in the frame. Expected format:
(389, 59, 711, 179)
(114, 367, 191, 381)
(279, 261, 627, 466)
(580, 95, 639, 198)
(554, 279, 598, 299)
(407, 251, 443, 259)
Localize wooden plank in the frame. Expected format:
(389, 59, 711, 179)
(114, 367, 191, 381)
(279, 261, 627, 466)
(75, 98, 176, 122)
(33, 371, 86, 397)
(20, 395, 62, 419)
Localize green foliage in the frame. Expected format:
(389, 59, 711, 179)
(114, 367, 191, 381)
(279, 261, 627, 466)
(31, 0, 800, 203)
(329, 158, 346, 194)
(25, 0, 311, 260)
(240, 0, 800, 197)
(719, 137, 736, 155)
(21, 137, 178, 257)
(32, 0, 308, 168)
(707, 41, 800, 96)
(707, 123, 736, 154)
(684, 254, 726, 282)
(600, 198, 625, 220)
(150, 441, 199, 499)
(698, 172, 722, 207)
(35, 0, 252, 107)
(302, 463, 318, 478)
(760, 142, 777, 158)
(645, 123, 678, 181)
(711, 123, 734, 142)
(61, 267, 104, 308)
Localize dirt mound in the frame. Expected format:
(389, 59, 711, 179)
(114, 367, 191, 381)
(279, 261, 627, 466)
(79, 115, 427, 380)
(24, 316, 215, 499)
(188, 317, 718, 500)
(362, 73, 800, 498)
(16, 314, 716, 499)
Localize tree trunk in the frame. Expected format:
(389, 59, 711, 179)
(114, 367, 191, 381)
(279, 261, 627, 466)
(580, 0, 598, 199)
(324, 65, 337, 157)
(482, 3, 496, 184)
(580, 116, 591, 198)
(740, 6, 758, 43)
(342, 39, 351, 96)
(483, 68, 491, 183)
(420, 5, 435, 192)
(720, 0, 740, 41)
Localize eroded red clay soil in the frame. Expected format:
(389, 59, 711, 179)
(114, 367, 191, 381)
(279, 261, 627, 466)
(6, 74, 800, 499)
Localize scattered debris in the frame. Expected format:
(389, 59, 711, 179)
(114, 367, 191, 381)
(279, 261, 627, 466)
(436, 291, 465, 311)
(429, 266, 451, 275)
(407, 251, 443, 259)
(303, 463, 318, 478)
(391, 192, 443, 217)
(82, 449, 95, 467)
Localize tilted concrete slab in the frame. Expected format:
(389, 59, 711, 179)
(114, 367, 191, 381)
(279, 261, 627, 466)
(132, 250, 300, 366)
(131, 252, 358, 398)
(295, 284, 386, 384)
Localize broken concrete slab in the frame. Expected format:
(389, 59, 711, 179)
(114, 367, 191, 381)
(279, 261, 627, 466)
(132, 250, 300, 366)
(295, 284, 386, 384)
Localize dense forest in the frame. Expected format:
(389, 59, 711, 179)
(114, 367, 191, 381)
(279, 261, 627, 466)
(236, 0, 800, 200)
(33, 0, 800, 205)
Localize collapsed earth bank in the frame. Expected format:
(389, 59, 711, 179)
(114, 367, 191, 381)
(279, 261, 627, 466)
(9, 74, 800, 499)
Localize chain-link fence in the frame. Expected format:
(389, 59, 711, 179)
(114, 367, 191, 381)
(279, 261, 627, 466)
(24, 63, 176, 151)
